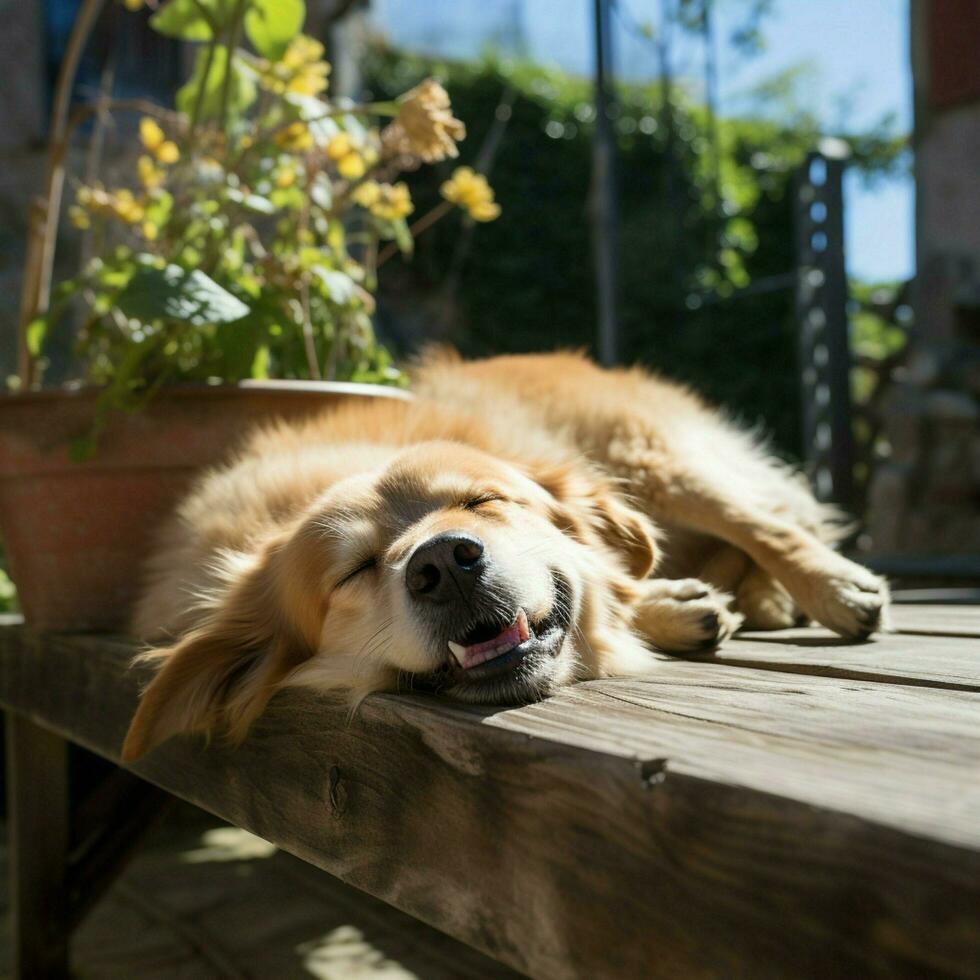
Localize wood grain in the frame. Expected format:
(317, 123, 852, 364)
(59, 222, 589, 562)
(889, 603, 980, 638)
(1, 625, 979, 979)
(716, 627, 980, 690)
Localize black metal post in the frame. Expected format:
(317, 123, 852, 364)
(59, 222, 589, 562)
(593, 0, 619, 366)
(793, 150, 856, 512)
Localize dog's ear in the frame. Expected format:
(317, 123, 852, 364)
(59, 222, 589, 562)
(531, 462, 659, 579)
(121, 534, 321, 763)
(587, 486, 659, 578)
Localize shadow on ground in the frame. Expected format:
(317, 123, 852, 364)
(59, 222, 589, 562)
(0, 801, 523, 979)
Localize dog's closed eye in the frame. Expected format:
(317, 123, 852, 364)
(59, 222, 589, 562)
(337, 557, 377, 586)
(463, 493, 506, 510)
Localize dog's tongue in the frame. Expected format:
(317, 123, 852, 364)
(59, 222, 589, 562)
(448, 609, 530, 670)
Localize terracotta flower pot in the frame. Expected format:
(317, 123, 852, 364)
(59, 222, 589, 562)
(0, 381, 411, 632)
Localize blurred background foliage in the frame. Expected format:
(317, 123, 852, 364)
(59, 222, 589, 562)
(366, 45, 907, 456)
(0, 1, 915, 612)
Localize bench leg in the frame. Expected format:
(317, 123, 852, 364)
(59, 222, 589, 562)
(5, 712, 70, 980)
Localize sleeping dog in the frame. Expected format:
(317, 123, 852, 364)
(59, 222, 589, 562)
(122, 352, 888, 761)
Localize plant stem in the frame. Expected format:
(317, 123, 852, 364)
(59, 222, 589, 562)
(187, 39, 219, 154)
(299, 279, 322, 380)
(80, 50, 118, 273)
(258, 101, 399, 143)
(18, 0, 106, 386)
(297, 156, 321, 380)
(376, 200, 452, 268)
(68, 98, 182, 142)
(187, 0, 219, 32)
(303, 101, 400, 126)
(323, 320, 339, 381)
(218, 0, 247, 137)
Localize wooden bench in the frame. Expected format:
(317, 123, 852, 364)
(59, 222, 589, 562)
(2, 606, 979, 979)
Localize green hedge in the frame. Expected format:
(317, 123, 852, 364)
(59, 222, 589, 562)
(366, 48, 904, 456)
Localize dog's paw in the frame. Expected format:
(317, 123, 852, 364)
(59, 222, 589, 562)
(800, 561, 890, 640)
(736, 569, 801, 631)
(634, 579, 744, 654)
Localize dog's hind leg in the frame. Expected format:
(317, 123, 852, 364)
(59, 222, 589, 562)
(735, 564, 805, 630)
(696, 544, 804, 631)
(635, 470, 887, 639)
(695, 543, 749, 594)
(631, 578, 743, 654)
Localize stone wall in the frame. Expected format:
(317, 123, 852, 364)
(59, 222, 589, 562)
(868, 343, 980, 554)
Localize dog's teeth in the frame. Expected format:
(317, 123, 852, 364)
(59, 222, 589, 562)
(516, 608, 530, 643)
(447, 640, 466, 666)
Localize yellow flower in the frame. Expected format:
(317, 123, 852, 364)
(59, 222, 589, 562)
(156, 140, 179, 164)
(336, 152, 365, 180)
(137, 155, 164, 190)
(326, 133, 368, 179)
(142, 221, 159, 241)
(282, 35, 323, 69)
(287, 66, 329, 97)
(274, 166, 296, 189)
(351, 181, 381, 208)
(326, 133, 353, 161)
(388, 78, 466, 163)
(440, 167, 500, 222)
(140, 117, 164, 150)
(275, 121, 314, 152)
(139, 117, 180, 164)
(68, 205, 90, 229)
(353, 181, 413, 221)
(74, 183, 147, 226)
(259, 35, 330, 97)
(113, 189, 144, 224)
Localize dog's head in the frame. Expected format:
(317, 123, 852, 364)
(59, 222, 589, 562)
(122, 440, 657, 761)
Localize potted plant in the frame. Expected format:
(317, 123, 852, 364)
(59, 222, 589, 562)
(0, 0, 500, 631)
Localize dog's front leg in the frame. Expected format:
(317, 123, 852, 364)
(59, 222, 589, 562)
(638, 474, 889, 639)
(631, 578, 743, 654)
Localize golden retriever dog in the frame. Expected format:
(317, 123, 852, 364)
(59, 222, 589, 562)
(122, 352, 888, 761)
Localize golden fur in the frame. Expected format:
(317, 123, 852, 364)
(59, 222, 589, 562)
(122, 352, 888, 761)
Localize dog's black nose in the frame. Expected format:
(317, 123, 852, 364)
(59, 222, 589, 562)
(406, 532, 486, 604)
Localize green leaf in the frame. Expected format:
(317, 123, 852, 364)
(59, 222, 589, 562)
(115, 262, 250, 326)
(151, 0, 236, 41)
(269, 186, 304, 211)
(311, 267, 357, 304)
(251, 345, 270, 378)
(0, 565, 17, 613)
(26, 317, 47, 356)
(310, 173, 333, 210)
(392, 217, 414, 256)
(244, 0, 305, 59)
(24, 277, 81, 356)
(143, 190, 174, 228)
(176, 45, 257, 122)
(226, 188, 276, 214)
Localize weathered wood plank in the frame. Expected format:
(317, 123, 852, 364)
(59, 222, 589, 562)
(66, 770, 173, 931)
(889, 602, 980, 638)
(0, 626, 979, 979)
(5, 712, 70, 979)
(718, 628, 980, 691)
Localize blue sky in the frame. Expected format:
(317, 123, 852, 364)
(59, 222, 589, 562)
(374, 0, 914, 283)
(711, 0, 914, 282)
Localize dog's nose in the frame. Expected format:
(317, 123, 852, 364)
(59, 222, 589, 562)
(406, 532, 486, 604)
